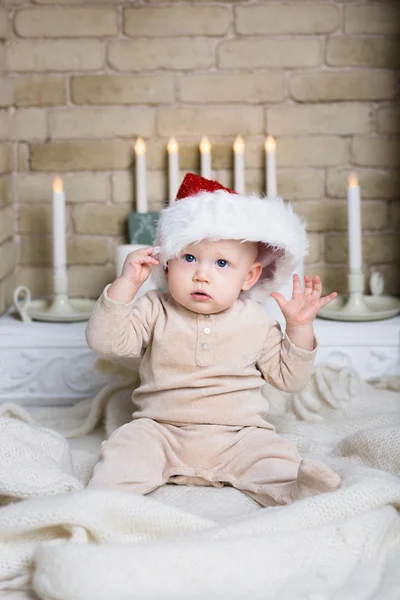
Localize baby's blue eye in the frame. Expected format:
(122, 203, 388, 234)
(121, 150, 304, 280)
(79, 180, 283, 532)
(183, 254, 195, 263)
(216, 259, 228, 268)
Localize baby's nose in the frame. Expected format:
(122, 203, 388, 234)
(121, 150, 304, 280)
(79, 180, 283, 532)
(193, 266, 211, 282)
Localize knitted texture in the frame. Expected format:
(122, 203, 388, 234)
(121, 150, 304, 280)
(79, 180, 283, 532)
(0, 365, 400, 599)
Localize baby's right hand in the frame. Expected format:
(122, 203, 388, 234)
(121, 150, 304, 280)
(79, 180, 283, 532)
(120, 247, 159, 287)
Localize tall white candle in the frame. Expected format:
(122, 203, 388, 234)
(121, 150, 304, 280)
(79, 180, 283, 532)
(233, 135, 245, 194)
(52, 177, 67, 269)
(200, 136, 212, 179)
(265, 135, 277, 199)
(52, 177, 67, 295)
(134, 137, 147, 213)
(347, 171, 362, 273)
(167, 137, 179, 205)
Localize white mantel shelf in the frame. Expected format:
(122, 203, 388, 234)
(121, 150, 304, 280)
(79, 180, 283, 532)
(1, 308, 399, 406)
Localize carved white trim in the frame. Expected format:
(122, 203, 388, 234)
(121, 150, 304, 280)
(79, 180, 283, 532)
(0, 310, 399, 405)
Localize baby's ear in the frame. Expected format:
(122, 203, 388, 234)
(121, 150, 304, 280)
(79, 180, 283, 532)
(242, 262, 263, 291)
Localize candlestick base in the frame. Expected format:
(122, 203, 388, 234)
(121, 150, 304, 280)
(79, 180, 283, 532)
(21, 296, 96, 323)
(317, 294, 400, 322)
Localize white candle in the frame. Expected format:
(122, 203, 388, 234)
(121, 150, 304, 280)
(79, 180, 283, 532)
(167, 137, 179, 204)
(347, 171, 362, 273)
(52, 176, 67, 294)
(200, 136, 212, 179)
(233, 135, 245, 194)
(134, 138, 147, 213)
(265, 135, 277, 199)
(52, 177, 66, 269)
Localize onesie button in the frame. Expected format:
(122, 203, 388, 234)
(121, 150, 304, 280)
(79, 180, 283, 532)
(204, 314, 210, 319)
(203, 327, 211, 334)
(201, 343, 209, 351)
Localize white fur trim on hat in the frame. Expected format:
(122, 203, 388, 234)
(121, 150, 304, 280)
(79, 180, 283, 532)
(151, 190, 308, 303)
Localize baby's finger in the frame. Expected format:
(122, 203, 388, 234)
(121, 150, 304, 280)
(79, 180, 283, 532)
(140, 255, 159, 265)
(318, 292, 337, 308)
(312, 275, 323, 298)
(270, 292, 287, 309)
(292, 274, 303, 298)
(304, 275, 313, 296)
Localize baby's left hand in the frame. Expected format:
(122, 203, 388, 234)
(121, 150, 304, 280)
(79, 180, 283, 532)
(270, 274, 337, 327)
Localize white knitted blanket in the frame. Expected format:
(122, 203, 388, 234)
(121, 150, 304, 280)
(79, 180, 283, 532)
(1, 362, 400, 600)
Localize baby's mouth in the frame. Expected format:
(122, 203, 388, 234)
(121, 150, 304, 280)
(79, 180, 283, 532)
(191, 291, 211, 299)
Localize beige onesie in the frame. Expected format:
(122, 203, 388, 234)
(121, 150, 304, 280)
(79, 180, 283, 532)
(86, 286, 339, 506)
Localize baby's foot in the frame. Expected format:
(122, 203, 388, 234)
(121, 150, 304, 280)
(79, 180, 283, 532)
(293, 458, 341, 500)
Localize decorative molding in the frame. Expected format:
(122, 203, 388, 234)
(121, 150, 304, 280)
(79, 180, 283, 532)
(0, 311, 399, 405)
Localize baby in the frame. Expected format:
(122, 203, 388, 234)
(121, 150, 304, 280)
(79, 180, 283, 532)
(86, 173, 341, 506)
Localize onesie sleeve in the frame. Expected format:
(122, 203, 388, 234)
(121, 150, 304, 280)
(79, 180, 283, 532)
(256, 318, 318, 392)
(85, 285, 161, 358)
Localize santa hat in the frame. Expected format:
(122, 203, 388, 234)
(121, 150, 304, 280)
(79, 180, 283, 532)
(152, 173, 308, 303)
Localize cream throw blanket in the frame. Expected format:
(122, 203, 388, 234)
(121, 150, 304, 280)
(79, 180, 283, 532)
(0, 362, 400, 600)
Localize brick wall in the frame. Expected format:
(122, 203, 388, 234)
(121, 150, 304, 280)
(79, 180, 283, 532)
(0, 0, 399, 312)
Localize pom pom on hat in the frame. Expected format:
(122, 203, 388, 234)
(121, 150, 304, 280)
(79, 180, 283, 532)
(152, 173, 308, 303)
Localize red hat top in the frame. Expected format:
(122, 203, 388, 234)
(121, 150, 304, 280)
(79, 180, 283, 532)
(175, 173, 237, 201)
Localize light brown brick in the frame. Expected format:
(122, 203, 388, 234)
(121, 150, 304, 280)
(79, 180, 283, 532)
(0, 110, 11, 141)
(327, 37, 400, 68)
(0, 175, 12, 209)
(13, 109, 47, 142)
(236, 4, 339, 35)
(49, 108, 155, 140)
(19, 204, 53, 234)
(0, 272, 17, 316)
(377, 107, 400, 134)
(275, 137, 349, 167)
(219, 39, 322, 68)
(158, 106, 263, 136)
(351, 137, 400, 168)
(277, 168, 324, 200)
(0, 8, 8, 40)
(124, 6, 230, 36)
(71, 74, 175, 105)
(0, 206, 15, 244)
(109, 39, 215, 71)
(290, 71, 396, 102)
(327, 168, 400, 199)
(345, 5, 400, 34)
(30, 140, 132, 171)
(20, 235, 110, 265)
(0, 144, 11, 173)
(0, 239, 17, 280)
(34, 0, 129, 3)
(326, 233, 399, 265)
(292, 200, 388, 232)
(17, 173, 111, 203)
(0, 43, 4, 73)
(14, 7, 117, 37)
(16, 266, 54, 298)
(72, 203, 130, 236)
(17, 143, 28, 172)
(389, 202, 400, 231)
(14, 76, 66, 107)
(0, 78, 13, 107)
(140, 140, 201, 172)
(68, 265, 116, 299)
(304, 234, 321, 264)
(112, 170, 167, 206)
(267, 103, 372, 136)
(180, 72, 285, 104)
(6, 40, 104, 72)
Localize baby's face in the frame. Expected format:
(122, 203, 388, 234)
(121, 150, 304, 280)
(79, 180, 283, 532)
(166, 239, 262, 314)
